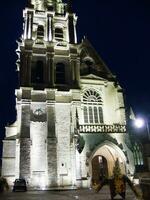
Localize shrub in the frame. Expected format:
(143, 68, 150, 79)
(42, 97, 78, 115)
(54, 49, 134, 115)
(0, 177, 9, 192)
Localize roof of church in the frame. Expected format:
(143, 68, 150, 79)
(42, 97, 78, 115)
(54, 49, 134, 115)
(79, 38, 116, 81)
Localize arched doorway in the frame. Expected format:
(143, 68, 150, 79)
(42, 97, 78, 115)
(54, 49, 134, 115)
(89, 141, 127, 183)
(92, 155, 108, 184)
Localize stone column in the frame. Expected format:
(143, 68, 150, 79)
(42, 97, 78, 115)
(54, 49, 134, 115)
(27, 54, 32, 86)
(47, 103, 57, 186)
(47, 15, 52, 41)
(73, 58, 80, 88)
(117, 89, 126, 123)
(47, 55, 54, 87)
(19, 138, 31, 182)
(28, 12, 33, 39)
(68, 14, 75, 44)
(20, 101, 31, 138)
(71, 59, 75, 85)
(47, 103, 55, 138)
(19, 100, 31, 181)
(21, 53, 32, 86)
(24, 15, 28, 39)
(25, 11, 33, 39)
(20, 52, 27, 86)
(73, 16, 77, 44)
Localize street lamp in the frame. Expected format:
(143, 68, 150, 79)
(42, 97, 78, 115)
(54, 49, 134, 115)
(134, 117, 150, 141)
(134, 117, 150, 177)
(134, 118, 145, 129)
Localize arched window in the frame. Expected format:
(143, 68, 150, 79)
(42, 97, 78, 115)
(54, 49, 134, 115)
(31, 60, 44, 84)
(55, 63, 65, 84)
(47, 5, 54, 11)
(83, 107, 88, 123)
(80, 57, 95, 75)
(55, 28, 63, 41)
(37, 25, 44, 38)
(133, 143, 143, 166)
(82, 89, 104, 124)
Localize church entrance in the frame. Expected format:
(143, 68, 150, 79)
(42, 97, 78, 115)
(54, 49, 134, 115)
(89, 141, 127, 185)
(92, 155, 108, 184)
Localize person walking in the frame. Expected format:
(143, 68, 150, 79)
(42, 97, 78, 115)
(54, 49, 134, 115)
(92, 159, 143, 200)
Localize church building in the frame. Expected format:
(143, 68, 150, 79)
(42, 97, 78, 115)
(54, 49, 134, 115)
(2, 0, 135, 189)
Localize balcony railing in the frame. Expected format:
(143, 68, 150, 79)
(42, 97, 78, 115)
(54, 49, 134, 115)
(79, 124, 126, 133)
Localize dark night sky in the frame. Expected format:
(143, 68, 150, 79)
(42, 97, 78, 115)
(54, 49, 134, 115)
(0, 0, 150, 158)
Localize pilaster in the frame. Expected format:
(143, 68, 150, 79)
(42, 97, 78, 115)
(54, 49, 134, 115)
(19, 138, 31, 181)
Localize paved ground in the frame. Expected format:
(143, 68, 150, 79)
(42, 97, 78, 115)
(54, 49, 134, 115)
(0, 186, 140, 200)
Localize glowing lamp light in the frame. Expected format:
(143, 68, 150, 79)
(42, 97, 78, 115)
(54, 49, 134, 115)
(40, 177, 46, 190)
(134, 118, 145, 128)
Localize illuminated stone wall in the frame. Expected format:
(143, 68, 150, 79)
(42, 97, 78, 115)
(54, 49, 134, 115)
(1, 0, 135, 189)
(2, 86, 135, 188)
(2, 140, 16, 185)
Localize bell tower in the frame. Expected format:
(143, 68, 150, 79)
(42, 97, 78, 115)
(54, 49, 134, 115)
(18, 0, 79, 90)
(2, 0, 135, 190)
(2, 0, 81, 188)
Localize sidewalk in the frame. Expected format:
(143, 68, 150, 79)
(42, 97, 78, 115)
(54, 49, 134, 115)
(0, 185, 140, 200)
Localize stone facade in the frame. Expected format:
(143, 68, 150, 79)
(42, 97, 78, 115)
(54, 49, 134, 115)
(2, 0, 135, 189)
